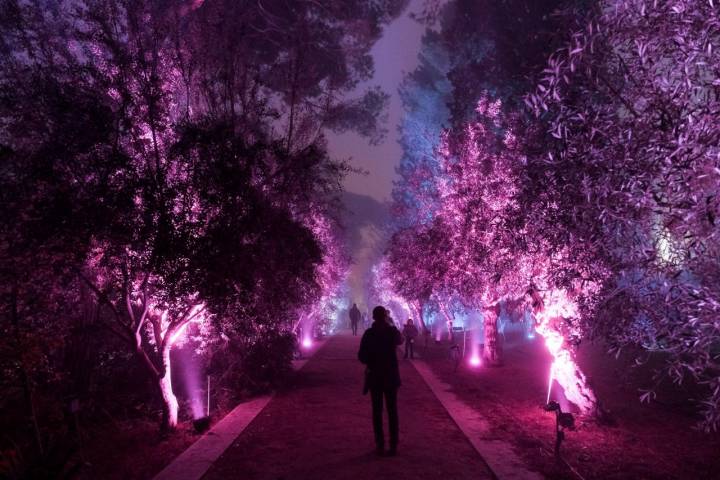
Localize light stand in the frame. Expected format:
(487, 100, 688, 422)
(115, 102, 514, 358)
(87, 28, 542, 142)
(544, 400, 575, 463)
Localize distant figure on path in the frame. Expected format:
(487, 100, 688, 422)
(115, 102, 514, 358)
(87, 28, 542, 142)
(349, 303, 361, 336)
(358, 306, 403, 456)
(402, 319, 419, 359)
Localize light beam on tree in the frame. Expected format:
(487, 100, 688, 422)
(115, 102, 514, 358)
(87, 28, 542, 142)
(533, 289, 596, 414)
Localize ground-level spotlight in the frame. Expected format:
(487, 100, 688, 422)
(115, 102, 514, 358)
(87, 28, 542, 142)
(469, 354, 482, 367)
(527, 331, 536, 340)
(302, 338, 313, 349)
(193, 375, 212, 433)
(193, 416, 211, 433)
(543, 400, 575, 463)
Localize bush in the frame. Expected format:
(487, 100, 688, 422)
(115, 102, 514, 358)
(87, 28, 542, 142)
(241, 330, 296, 392)
(214, 329, 296, 396)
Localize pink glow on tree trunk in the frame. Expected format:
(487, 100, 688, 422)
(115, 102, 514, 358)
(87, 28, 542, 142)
(434, 326, 443, 342)
(482, 308, 502, 366)
(438, 303, 455, 342)
(534, 290, 596, 414)
(159, 346, 179, 430)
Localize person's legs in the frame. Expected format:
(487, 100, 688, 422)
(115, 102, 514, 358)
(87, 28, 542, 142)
(370, 388, 384, 451)
(409, 341, 414, 359)
(403, 340, 409, 359)
(385, 388, 399, 454)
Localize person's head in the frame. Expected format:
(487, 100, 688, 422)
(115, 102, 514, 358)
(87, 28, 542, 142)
(372, 306, 387, 323)
(406, 318, 413, 325)
(352, 303, 357, 308)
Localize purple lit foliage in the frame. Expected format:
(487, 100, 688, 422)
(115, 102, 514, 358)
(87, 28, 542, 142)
(383, 0, 720, 428)
(388, 0, 591, 368)
(526, 0, 720, 429)
(183, 0, 408, 150)
(0, 0, 389, 435)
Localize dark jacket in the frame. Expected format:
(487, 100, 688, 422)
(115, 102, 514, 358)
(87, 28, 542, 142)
(349, 305, 361, 324)
(402, 324, 419, 341)
(358, 320, 403, 390)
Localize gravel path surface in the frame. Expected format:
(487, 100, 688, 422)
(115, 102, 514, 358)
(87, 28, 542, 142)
(202, 332, 494, 480)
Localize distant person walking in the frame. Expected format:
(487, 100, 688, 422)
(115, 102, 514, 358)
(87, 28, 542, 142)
(358, 306, 403, 456)
(402, 319, 419, 359)
(349, 303, 361, 336)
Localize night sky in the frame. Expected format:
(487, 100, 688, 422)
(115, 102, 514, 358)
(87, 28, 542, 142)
(331, 1, 425, 301)
(327, 0, 425, 203)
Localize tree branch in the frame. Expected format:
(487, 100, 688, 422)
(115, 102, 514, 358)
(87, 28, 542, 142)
(75, 269, 132, 343)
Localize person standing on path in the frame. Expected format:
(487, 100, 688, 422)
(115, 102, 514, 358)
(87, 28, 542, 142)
(358, 306, 403, 456)
(349, 303, 361, 336)
(402, 319, 419, 359)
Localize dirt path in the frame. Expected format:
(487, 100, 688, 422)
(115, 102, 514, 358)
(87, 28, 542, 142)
(202, 332, 494, 480)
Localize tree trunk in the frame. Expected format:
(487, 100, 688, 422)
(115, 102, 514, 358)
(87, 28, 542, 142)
(292, 313, 306, 333)
(529, 287, 598, 414)
(158, 346, 179, 432)
(536, 315, 597, 414)
(11, 284, 45, 455)
(439, 303, 454, 342)
(413, 302, 427, 332)
(483, 307, 503, 366)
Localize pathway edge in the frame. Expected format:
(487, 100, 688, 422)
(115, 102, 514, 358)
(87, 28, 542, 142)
(152, 338, 327, 480)
(411, 359, 544, 480)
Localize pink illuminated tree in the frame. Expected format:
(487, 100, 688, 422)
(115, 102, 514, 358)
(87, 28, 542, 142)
(525, 0, 720, 428)
(385, 89, 601, 409)
(387, 0, 602, 405)
(429, 96, 527, 364)
(385, 224, 451, 332)
(0, 0, 356, 433)
(294, 210, 351, 336)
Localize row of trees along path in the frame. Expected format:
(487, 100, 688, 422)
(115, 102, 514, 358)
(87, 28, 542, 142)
(202, 331, 493, 480)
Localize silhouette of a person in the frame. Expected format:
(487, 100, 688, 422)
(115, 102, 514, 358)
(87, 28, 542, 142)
(349, 303, 361, 336)
(402, 319, 419, 359)
(358, 306, 403, 456)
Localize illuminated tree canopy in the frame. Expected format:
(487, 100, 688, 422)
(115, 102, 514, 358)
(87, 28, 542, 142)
(0, 0, 400, 433)
(385, 0, 720, 430)
(2, 4, 720, 477)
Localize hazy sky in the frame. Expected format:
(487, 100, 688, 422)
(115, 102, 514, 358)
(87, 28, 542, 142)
(326, 1, 425, 203)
